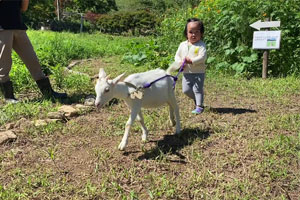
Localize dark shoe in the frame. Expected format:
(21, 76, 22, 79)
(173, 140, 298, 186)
(0, 81, 19, 103)
(36, 77, 67, 100)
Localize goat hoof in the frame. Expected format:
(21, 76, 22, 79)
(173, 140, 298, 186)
(170, 120, 176, 126)
(142, 134, 148, 142)
(118, 143, 126, 151)
(142, 138, 147, 143)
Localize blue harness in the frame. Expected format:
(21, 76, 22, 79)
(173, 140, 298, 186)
(142, 60, 186, 89)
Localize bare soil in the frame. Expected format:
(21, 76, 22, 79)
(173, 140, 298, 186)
(1, 58, 299, 199)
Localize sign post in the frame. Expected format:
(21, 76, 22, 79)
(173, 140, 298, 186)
(262, 50, 269, 79)
(250, 19, 281, 79)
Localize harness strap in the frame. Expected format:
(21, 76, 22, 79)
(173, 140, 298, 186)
(143, 59, 186, 89)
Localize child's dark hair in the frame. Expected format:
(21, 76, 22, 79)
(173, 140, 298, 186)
(183, 18, 204, 39)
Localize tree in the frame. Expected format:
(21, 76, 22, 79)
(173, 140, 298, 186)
(138, 0, 201, 12)
(64, 0, 118, 14)
(23, 0, 55, 27)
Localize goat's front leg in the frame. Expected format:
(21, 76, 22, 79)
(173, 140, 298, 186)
(136, 111, 148, 142)
(118, 105, 141, 151)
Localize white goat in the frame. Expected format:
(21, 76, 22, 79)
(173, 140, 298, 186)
(95, 68, 181, 151)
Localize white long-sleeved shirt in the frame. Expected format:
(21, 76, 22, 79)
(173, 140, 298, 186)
(175, 40, 207, 73)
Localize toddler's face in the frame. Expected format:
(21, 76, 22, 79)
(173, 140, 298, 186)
(187, 22, 202, 44)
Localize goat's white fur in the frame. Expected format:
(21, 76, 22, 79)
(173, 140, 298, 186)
(95, 68, 181, 151)
(166, 61, 182, 75)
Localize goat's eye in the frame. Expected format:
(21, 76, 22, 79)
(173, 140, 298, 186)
(104, 87, 110, 93)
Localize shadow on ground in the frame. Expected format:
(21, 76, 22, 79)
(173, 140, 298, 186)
(136, 128, 211, 162)
(58, 93, 119, 105)
(209, 107, 256, 115)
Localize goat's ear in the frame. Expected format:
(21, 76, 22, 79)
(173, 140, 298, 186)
(98, 68, 106, 80)
(112, 72, 126, 85)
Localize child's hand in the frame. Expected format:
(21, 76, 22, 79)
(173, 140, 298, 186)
(185, 57, 193, 64)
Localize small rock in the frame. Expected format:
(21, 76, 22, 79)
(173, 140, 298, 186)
(47, 111, 65, 120)
(14, 118, 27, 128)
(84, 96, 95, 106)
(45, 119, 63, 123)
(32, 119, 63, 127)
(5, 123, 15, 130)
(58, 105, 78, 117)
(0, 130, 17, 144)
(15, 118, 32, 130)
(34, 120, 47, 127)
(75, 104, 90, 111)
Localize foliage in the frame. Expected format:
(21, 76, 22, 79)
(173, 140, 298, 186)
(139, 0, 201, 12)
(194, 0, 300, 76)
(95, 10, 159, 36)
(123, 0, 300, 77)
(64, 0, 118, 14)
(115, 0, 143, 11)
(49, 18, 95, 33)
(23, 0, 118, 29)
(122, 39, 172, 69)
(0, 101, 55, 126)
(9, 31, 146, 92)
(23, 0, 56, 28)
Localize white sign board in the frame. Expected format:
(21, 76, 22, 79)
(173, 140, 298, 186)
(252, 31, 281, 49)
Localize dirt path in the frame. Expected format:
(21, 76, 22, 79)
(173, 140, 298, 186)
(1, 58, 299, 199)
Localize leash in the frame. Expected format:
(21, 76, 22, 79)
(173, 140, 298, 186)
(143, 59, 186, 89)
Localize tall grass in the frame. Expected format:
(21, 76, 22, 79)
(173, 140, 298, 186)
(10, 30, 149, 92)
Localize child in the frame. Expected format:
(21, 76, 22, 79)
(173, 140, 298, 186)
(175, 18, 207, 114)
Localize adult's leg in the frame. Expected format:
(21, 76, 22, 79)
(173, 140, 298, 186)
(12, 30, 45, 81)
(13, 30, 67, 100)
(0, 30, 14, 83)
(0, 30, 18, 103)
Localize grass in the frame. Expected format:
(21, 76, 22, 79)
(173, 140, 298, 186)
(1, 31, 300, 199)
(115, 0, 143, 12)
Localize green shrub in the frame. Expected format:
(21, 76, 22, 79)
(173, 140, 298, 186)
(23, 0, 55, 29)
(123, 0, 300, 77)
(96, 10, 159, 35)
(193, 0, 300, 76)
(49, 18, 95, 33)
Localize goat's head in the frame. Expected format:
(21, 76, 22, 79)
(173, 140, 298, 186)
(94, 68, 125, 108)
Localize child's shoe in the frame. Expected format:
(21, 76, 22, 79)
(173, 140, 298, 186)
(192, 107, 204, 114)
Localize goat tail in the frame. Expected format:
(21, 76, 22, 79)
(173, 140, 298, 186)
(166, 62, 181, 75)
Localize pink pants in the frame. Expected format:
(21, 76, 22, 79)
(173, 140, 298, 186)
(0, 30, 45, 83)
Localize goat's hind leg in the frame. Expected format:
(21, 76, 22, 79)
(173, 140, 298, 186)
(137, 111, 148, 142)
(168, 93, 181, 134)
(168, 104, 176, 126)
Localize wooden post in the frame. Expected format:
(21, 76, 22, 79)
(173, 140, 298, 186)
(262, 18, 270, 79)
(56, 0, 60, 21)
(262, 50, 269, 79)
